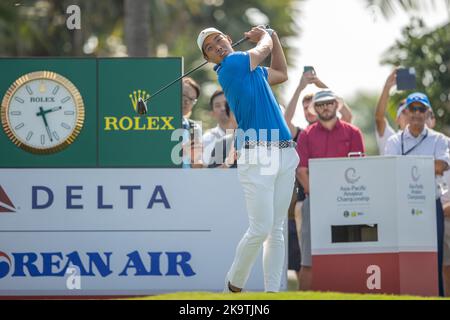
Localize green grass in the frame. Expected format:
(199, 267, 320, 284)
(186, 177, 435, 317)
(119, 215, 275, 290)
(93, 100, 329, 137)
(131, 291, 448, 300)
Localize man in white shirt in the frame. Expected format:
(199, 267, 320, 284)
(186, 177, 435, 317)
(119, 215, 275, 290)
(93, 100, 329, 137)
(375, 69, 409, 155)
(385, 92, 450, 296)
(202, 90, 235, 167)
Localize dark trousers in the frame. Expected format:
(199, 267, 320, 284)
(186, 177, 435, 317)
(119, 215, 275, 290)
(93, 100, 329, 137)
(437, 199, 444, 297)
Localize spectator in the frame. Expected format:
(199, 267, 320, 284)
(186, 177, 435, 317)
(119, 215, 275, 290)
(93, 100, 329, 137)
(284, 69, 326, 137)
(284, 71, 353, 289)
(296, 89, 365, 291)
(427, 109, 437, 129)
(208, 111, 238, 168)
(442, 155, 450, 297)
(374, 69, 409, 155)
(181, 77, 203, 168)
(287, 190, 302, 289)
(303, 94, 318, 125)
(202, 90, 235, 167)
(384, 92, 450, 296)
(425, 110, 450, 296)
(284, 69, 353, 139)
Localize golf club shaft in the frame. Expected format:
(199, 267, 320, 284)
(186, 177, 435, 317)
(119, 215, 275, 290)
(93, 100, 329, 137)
(143, 36, 250, 103)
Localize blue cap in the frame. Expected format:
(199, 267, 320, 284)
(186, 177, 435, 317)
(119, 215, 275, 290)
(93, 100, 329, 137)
(406, 92, 432, 109)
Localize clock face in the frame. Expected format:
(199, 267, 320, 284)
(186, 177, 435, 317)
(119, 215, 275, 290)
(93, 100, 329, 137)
(1, 71, 84, 154)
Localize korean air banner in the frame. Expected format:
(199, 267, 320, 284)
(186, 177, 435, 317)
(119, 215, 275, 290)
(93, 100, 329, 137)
(0, 169, 265, 296)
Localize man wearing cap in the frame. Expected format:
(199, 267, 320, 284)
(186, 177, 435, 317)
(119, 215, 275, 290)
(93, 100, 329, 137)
(296, 89, 365, 290)
(375, 69, 409, 155)
(197, 26, 299, 293)
(385, 92, 450, 296)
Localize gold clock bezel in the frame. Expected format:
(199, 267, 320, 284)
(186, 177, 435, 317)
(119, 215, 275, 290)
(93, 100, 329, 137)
(1, 70, 85, 154)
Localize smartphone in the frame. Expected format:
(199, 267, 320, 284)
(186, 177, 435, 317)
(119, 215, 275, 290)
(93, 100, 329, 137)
(396, 68, 416, 91)
(304, 66, 315, 75)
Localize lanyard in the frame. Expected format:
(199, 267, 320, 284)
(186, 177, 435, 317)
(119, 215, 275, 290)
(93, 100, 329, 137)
(401, 129, 428, 155)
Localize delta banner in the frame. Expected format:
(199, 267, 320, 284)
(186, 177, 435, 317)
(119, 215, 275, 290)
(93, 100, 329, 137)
(0, 58, 182, 168)
(0, 169, 265, 296)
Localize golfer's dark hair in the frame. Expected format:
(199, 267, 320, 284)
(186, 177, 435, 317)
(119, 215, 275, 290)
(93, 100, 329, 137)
(183, 77, 201, 99)
(209, 89, 225, 110)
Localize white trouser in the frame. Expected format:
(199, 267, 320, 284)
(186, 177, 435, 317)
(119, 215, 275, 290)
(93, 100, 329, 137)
(227, 146, 299, 292)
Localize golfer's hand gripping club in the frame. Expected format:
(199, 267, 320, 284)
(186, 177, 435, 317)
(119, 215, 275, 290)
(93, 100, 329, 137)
(137, 25, 272, 114)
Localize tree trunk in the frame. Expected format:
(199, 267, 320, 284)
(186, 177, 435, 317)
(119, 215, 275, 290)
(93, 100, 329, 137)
(124, 0, 150, 57)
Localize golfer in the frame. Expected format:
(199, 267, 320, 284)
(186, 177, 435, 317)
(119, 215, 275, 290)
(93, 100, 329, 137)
(197, 26, 299, 292)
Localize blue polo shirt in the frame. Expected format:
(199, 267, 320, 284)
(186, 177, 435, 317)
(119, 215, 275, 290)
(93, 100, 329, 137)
(214, 51, 291, 149)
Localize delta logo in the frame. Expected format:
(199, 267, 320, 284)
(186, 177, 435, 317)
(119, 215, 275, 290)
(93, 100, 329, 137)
(0, 186, 15, 213)
(104, 89, 175, 131)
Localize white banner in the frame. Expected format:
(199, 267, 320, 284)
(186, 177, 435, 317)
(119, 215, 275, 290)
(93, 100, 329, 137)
(0, 169, 267, 296)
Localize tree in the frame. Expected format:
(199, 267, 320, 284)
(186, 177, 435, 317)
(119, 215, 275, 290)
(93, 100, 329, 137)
(381, 18, 450, 136)
(124, 0, 149, 57)
(347, 92, 380, 156)
(363, 0, 450, 137)
(0, 0, 123, 56)
(0, 0, 300, 129)
(141, 0, 300, 128)
(365, 0, 450, 18)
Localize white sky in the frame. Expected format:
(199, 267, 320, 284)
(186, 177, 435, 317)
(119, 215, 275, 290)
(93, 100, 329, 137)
(282, 0, 450, 127)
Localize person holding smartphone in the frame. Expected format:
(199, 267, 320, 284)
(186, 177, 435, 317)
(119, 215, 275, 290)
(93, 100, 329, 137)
(374, 68, 410, 155)
(284, 67, 353, 139)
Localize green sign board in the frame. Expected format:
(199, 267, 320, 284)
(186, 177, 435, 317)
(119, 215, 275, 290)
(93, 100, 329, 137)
(0, 58, 97, 167)
(0, 58, 182, 168)
(98, 58, 182, 167)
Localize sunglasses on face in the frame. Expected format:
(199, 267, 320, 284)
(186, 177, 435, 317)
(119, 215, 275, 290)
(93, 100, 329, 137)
(183, 94, 198, 105)
(408, 105, 428, 113)
(315, 101, 335, 109)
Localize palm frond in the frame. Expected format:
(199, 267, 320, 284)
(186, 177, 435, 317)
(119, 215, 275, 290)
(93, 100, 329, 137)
(365, 0, 450, 18)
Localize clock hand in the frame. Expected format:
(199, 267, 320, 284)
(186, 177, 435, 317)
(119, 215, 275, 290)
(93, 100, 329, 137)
(46, 106, 62, 113)
(45, 125, 53, 143)
(35, 106, 62, 142)
(36, 106, 53, 142)
(35, 106, 62, 116)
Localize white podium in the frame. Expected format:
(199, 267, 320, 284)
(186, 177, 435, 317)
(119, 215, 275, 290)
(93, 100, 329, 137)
(309, 156, 438, 296)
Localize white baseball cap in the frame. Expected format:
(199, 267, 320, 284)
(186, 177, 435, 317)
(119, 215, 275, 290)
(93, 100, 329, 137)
(197, 27, 225, 53)
(313, 90, 337, 104)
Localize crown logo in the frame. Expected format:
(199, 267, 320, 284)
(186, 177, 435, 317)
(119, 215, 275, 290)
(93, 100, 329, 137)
(129, 90, 150, 113)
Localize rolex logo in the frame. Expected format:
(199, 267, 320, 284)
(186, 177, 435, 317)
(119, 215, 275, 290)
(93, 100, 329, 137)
(104, 88, 174, 131)
(129, 90, 150, 115)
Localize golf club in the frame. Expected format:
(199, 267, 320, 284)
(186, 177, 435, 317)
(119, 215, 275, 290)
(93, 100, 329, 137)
(137, 25, 271, 114)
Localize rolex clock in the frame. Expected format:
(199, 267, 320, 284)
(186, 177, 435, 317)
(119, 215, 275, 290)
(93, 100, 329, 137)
(1, 71, 85, 154)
